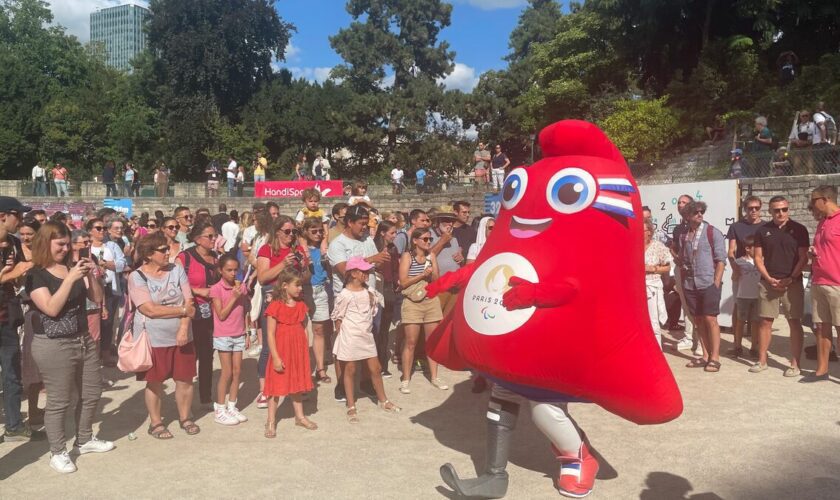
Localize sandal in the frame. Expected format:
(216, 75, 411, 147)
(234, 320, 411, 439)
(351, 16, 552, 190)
(378, 400, 402, 413)
(685, 358, 708, 368)
(147, 423, 173, 440)
(264, 422, 276, 439)
(178, 419, 201, 435)
(315, 369, 332, 384)
(295, 417, 318, 430)
(346, 406, 359, 424)
(704, 360, 721, 373)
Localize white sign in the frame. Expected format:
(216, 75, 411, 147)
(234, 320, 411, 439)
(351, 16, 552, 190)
(639, 180, 740, 327)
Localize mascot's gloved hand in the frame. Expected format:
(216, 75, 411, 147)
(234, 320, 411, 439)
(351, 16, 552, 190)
(503, 277, 578, 310)
(426, 264, 475, 299)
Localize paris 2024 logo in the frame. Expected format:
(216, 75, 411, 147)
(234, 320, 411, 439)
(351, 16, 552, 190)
(463, 253, 538, 336)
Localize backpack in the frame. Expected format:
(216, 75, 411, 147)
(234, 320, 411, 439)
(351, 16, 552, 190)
(816, 111, 837, 144)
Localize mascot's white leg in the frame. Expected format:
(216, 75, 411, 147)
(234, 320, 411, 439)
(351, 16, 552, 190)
(530, 402, 599, 498)
(440, 385, 521, 499)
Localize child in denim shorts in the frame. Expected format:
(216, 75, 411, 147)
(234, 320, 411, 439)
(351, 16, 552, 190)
(209, 255, 251, 425)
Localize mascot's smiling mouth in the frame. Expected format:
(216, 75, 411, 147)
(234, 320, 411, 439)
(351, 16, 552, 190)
(510, 215, 553, 239)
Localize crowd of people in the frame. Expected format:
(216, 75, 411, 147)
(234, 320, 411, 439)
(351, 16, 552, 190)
(1, 172, 838, 477)
(642, 187, 840, 379)
(0, 184, 494, 474)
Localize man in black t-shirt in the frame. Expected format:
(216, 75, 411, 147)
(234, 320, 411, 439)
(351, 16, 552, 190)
(752, 195, 809, 376)
(451, 200, 476, 260)
(0, 196, 32, 441)
(211, 203, 230, 234)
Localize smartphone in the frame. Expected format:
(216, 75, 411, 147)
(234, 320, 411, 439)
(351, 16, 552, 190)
(79, 248, 90, 260)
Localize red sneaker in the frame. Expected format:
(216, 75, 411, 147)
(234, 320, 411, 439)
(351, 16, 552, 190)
(255, 393, 269, 409)
(553, 443, 599, 498)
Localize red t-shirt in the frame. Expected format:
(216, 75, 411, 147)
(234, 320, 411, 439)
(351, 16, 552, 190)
(257, 244, 307, 285)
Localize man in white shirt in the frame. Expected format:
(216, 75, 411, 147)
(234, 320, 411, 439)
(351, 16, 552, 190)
(226, 155, 237, 197)
(390, 166, 404, 194)
(814, 101, 836, 145)
(31, 164, 46, 196)
(312, 153, 331, 180)
(222, 210, 240, 252)
(789, 110, 821, 174)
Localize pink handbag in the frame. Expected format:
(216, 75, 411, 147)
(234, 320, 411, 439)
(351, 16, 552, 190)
(117, 281, 153, 373)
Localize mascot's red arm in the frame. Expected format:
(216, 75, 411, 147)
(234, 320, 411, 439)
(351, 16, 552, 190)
(502, 276, 578, 310)
(425, 264, 476, 371)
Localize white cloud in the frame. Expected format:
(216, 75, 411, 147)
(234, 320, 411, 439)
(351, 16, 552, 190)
(284, 41, 301, 62)
(457, 0, 527, 10)
(288, 66, 334, 83)
(48, 1, 149, 42)
(438, 63, 480, 92)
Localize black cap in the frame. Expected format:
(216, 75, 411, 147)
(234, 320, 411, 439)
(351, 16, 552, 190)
(0, 196, 31, 214)
(344, 205, 369, 224)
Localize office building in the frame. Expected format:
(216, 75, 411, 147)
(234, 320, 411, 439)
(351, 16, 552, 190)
(90, 4, 151, 72)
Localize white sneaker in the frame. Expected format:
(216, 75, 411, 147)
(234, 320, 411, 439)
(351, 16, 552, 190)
(675, 337, 693, 351)
(399, 380, 411, 394)
(431, 378, 449, 390)
(74, 437, 115, 455)
(50, 451, 77, 474)
(214, 404, 239, 426)
(227, 401, 248, 423)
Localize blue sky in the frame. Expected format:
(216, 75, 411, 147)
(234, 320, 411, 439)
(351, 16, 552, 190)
(50, 0, 532, 92)
(276, 0, 529, 91)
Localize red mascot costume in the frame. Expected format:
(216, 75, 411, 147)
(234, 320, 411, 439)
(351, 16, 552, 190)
(425, 120, 683, 498)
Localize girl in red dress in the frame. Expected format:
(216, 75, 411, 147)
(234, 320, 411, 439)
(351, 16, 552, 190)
(264, 270, 317, 438)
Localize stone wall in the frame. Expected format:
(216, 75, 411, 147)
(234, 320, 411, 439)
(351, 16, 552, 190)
(740, 173, 840, 235)
(16, 190, 489, 219)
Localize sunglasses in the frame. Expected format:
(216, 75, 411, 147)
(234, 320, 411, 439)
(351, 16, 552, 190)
(279, 228, 294, 235)
(308, 229, 324, 234)
(164, 225, 178, 230)
(771, 207, 789, 214)
(147, 224, 158, 229)
(179, 214, 193, 220)
(201, 234, 217, 240)
(694, 210, 706, 215)
(153, 246, 169, 254)
(808, 197, 826, 210)
(92, 226, 104, 231)
(487, 225, 494, 231)
(746, 206, 761, 211)
(417, 237, 433, 242)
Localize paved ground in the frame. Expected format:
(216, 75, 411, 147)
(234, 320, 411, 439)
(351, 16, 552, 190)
(2, 319, 840, 499)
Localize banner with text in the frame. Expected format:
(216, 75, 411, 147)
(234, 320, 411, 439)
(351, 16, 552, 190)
(255, 181, 343, 199)
(103, 198, 134, 218)
(484, 192, 502, 218)
(27, 201, 97, 227)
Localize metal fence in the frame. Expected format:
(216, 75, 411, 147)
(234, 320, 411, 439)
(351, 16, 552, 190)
(633, 142, 840, 185)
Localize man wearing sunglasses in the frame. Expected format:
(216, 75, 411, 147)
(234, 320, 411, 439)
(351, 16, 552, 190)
(676, 201, 727, 372)
(802, 186, 840, 382)
(753, 195, 810, 377)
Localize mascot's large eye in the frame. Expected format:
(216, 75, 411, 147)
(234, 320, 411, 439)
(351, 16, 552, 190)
(546, 168, 597, 214)
(501, 168, 528, 210)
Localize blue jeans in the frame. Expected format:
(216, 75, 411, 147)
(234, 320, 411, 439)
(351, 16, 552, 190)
(123, 181, 133, 197)
(254, 174, 265, 182)
(54, 180, 68, 197)
(0, 322, 23, 431)
(227, 178, 236, 197)
(35, 179, 47, 196)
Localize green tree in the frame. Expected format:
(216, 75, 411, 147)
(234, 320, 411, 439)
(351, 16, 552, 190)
(599, 97, 679, 162)
(330, 0, 455, 167)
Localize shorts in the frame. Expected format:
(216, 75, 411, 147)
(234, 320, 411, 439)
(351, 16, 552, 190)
(401, 296, 443, 324)
(207, 180, 219, 190)
(758, 279, 804, 320)
(683, 285, 721, 317)
(735, 298, 759, 323)
(812, 284, 840, 326)
(137, 343, 197, 383)
(474, 168, 487, 179)
(213, 334, 246, 352)
(304, 284, 330, 322)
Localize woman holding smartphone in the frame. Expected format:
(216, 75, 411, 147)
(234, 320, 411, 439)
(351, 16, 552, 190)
(26, 222, 112, 474)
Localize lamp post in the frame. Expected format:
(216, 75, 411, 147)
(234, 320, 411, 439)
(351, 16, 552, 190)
(529, 133, 536, 164)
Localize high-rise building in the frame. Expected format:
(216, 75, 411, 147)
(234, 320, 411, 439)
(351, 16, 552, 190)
(90, 4, 151, 72)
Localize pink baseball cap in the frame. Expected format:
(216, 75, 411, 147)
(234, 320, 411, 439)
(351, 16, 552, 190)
(346, 255, 374, 272)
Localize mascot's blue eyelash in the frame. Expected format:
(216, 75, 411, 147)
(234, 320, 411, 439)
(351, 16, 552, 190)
(593, 178, 636, 218)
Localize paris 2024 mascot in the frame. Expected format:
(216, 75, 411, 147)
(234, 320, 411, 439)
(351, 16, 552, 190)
(424, 120, 683, 498)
